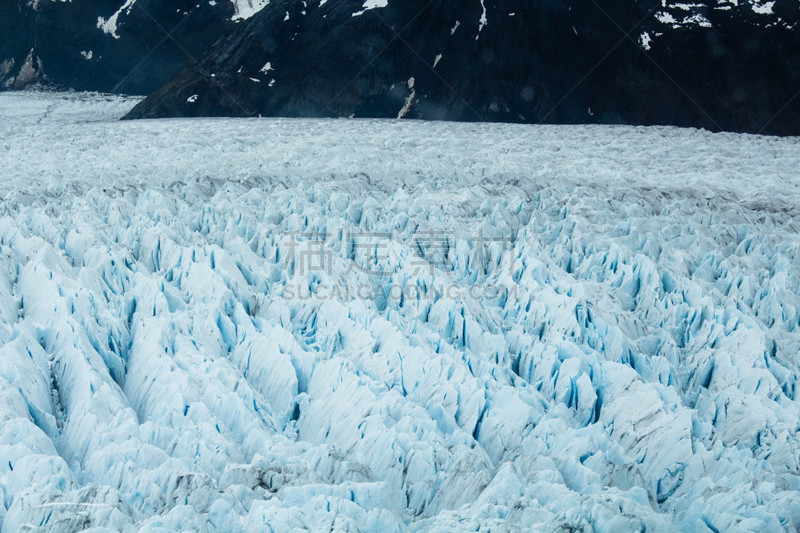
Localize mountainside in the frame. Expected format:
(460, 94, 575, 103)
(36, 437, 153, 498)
(123, 0, 800, 134)
(0, 0, 244, 94)
(2, 0, 798, 133)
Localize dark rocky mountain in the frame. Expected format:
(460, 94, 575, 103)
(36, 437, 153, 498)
(1, 0, 238, 94)
(123, 0, 800, 134)
(3, 0, 798, 134)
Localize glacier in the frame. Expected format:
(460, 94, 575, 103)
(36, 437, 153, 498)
(0, 91, 799, 531)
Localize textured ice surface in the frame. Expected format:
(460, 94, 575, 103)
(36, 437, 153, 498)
(1, 91, 800, 531)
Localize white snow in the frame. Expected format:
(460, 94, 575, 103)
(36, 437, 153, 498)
(653, 0, 786, 34)
(352, 0, 389, 17)
(231, 0, 270, 20)
(1, 91, 800, 532)
(477, 0, 488, 39)
(397, 77, 416, 118)
(656, 11, 680, 25)
(397, 91, 415, 119)
(640, 31, 653, 50)
(752, 0, 775, 14)
(97, 0, 137, 39)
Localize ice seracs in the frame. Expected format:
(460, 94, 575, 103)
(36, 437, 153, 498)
(0, 92, 799, 531)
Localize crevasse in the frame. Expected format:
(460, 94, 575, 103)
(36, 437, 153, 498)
(0, 92, 799, 532)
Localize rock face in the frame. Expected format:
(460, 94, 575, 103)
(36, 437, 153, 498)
(122, 0, 800, 134)
(0, 0, 239, 94)
(2, 0, 799, 132)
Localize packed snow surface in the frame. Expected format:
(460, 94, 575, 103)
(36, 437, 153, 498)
(1, 91, 800, 532)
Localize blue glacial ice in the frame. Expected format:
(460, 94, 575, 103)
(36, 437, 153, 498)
(0, 91, 799, 531)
